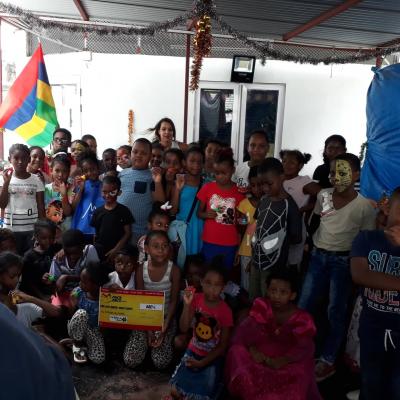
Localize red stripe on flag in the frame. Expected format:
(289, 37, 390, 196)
(0, 45, 43, 126)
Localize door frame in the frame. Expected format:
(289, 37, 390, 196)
(192, 81, 286, 162)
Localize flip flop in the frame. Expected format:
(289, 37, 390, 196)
(72, 344, 88, 364)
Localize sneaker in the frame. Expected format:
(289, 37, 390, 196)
(346, 390, 360, 400)
(315, 360, 336, 382)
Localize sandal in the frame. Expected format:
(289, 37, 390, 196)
(72, 344, 88, 364)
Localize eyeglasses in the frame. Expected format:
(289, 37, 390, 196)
(53, 138, 70, 144)
(101, 189, 119, 197)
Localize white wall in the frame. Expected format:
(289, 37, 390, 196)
(4, 50, 374, 176)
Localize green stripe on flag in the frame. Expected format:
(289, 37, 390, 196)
(26, 121, 56, 147)
(36, 98, 58, 125)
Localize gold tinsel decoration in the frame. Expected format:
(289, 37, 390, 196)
(128, 110, 134, 145)
(189, 14, 212, 91)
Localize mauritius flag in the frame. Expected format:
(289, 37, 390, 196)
(0, 44, 58, 147)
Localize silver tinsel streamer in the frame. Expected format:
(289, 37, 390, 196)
(1, 0, 400, 65)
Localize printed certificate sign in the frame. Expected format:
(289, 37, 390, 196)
(99, 288, 165, 331)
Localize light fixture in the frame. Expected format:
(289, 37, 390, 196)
(230, 55, 256, 83)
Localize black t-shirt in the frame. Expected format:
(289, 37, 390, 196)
(313, 163, 331, 189)
(252, 195, 302, 271)
(21, 244, 61, 298)
(91, 203, 134, 254)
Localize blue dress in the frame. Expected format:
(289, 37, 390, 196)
(176, 185, 204, 256)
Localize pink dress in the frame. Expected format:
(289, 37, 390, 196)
(225, 298, 321, 400)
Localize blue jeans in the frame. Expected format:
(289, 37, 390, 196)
(359, 313, 400, 400)
(298, 248, 352, 364)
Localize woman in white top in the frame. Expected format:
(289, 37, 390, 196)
(280, 150, 321, 266)
(150, 118, 188, 152)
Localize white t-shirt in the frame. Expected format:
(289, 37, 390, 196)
(17, 303, 43, 327)
(0, 173, 44, 232)
(108, 271, 135, 290)
(233, 162, 250, 191)
(283, 175, 313, 209)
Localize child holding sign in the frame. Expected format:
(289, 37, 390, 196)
(125, 231, 180, 369)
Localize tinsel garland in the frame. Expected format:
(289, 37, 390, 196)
(2, 0, 400, 67)
(359, 141, 367, 164)
(128, 110, 134, 145)
(190, 14, 212, 90)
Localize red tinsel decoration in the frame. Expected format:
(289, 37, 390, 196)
(189, 14, 212, 91)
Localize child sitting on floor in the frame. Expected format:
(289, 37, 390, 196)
(108, 244, 138, 290)
(0, 252, 61, 328)
(125, 231, 180, 370)
(168, 258, 233, 400)
(46, 229, 99, 307)
(21, 220, 60, 300)
(225, 268, 321, 400)
(0, 228, 17, 253)
(67, 262, 109, 364)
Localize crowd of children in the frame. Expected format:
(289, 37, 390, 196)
(0, 119, 398, 400)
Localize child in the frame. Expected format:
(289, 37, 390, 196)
(72, 150, 104, 244)
(138, 203, 171, 263)
(0, 144, 45, 255)
(67, 262, 109, 364)
(43, 128, 72, 176)
(118, 138, 165, 244)
(234, 130, 269, 193)
(82, 134, 97, 155)
(280, 150, 321, 266)
(197, 148, 245, 270)
(90, 175, 134, 260)
(44, 155, 73, 233)
(150, 142, 164, 168)
(0, 252, 61, 328)
(47, 229, 99, 307)
(174, 254, 206, 352)
(250, 158, 302, 300)
(299, 153, 376, 381)
(70, 139, 89, 178)
(350, 187, 400, 399)
(125, 231, 180, 369)
(28, 146, 50, 184)
(313, 135, 346, 189)
(169, 260, 233, 400)
(108, 244, 138, 290)
(100, 148, 117, 180)
(236, 166, 262, 291)
(225, 269, 320, 400)
(116, 145, 132, 171)
(164, 148, 185, 200)
(0, 228, 17, 253)
(20, 220, 60, 300)
(203, 138, 222, 183)
(170, 146, 204, 268)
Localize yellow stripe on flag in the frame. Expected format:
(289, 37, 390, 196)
(37, 80, 55, 107)
(15, 113, 48, 141)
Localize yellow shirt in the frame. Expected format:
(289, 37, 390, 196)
(237, 198, 257, 257)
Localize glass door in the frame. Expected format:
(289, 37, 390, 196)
(194, 82, 240, 150)
(238, 84, 285, 162)
(194, 82, 285, 162)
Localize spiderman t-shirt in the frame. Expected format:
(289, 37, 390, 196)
(188, 293, 233, 357)
(252, 195, 302, 271)
(197, 182, 245, 246)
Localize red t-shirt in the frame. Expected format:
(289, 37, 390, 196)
(188, 293, 233, 356)
(197, 182, 245, 246)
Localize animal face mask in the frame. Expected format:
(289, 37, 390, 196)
(331, 159, 352, 192)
